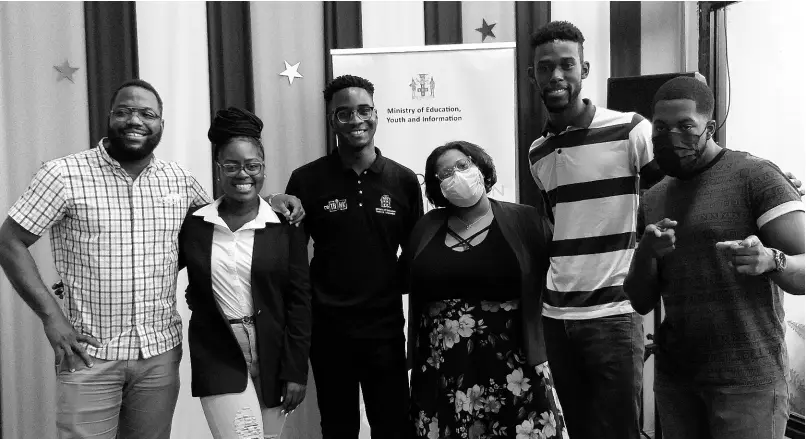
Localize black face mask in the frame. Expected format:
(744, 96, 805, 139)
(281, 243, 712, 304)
(652, 129, 709, 179)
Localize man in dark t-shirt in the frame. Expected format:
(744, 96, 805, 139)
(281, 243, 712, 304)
(284, 75, 424, 439)
(625, 76, 804, 439)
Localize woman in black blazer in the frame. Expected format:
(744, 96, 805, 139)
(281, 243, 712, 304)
(403, 141, 568, 438)
(178, 108, 312, 439)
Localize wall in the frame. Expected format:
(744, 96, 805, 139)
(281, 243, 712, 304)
(362, 1, 425, 47)
(0, 3, 91, 437)
(722, 0, 806, 416)
(642, 1, 682, 74)
(551, 1, 611, 107)
(135, 2, 213, 438)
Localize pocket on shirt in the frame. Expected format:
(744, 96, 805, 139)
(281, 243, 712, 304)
(71, 201, 107, 235)
(153, 204, 186, 234)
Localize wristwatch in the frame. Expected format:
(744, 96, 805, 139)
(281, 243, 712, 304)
(770, 248, 787, 273)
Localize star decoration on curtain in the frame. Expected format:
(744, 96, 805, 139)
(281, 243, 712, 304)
(279, 61, 303, 85)
(54, 60, 79, 83)
(475, 19, 497, 42)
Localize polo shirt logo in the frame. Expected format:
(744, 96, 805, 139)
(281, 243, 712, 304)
(324, 199, 348, 212)
(376, 195, 396, 216)
(159, 193, 182, 206)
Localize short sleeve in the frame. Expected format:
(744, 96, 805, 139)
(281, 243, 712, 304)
(629, 115, 654, 172)
(8, 162, 70, 236)
(746, 158, 805, 228)
(285, 170, 300, 197)
(188, 175, 212, 208)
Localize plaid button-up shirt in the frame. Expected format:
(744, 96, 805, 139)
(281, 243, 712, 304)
(9, 140, 211, 360)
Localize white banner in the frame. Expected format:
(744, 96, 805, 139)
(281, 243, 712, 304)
(332, 44, 518, 437)
(332, 43, 519, 209)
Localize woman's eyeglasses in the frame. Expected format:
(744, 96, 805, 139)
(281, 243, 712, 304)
(217, 162, 264, 177)
(436, 157, 474, 181)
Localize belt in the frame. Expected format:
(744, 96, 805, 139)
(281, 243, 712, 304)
(228, 315, 255, 325)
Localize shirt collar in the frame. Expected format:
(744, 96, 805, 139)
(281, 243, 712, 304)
(96, 138, 162, 172)
(542, 98, 597, 137)
(193, 196, 280, 230)
(329, 147, 387, 174)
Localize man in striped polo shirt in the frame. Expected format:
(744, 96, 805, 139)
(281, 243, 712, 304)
(527, 21, 652, 439)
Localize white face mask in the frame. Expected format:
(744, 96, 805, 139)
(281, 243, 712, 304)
(440, 167, 484, 207)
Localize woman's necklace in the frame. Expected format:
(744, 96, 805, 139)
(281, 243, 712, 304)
(456, 204, 492, 230)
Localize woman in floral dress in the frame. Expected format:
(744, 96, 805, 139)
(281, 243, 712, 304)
(403, 141, 568, 439)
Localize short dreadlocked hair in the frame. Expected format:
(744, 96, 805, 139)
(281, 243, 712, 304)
(530, 21, 586, 61)
(653, 76, 715, 118)
(323, 75, 375, 104)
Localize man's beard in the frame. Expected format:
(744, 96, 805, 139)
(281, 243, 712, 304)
(106, 127, 162, 162)
(543, 87, 582, 114)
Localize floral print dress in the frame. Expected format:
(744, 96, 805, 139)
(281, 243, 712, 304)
(409, 219, 568, 439)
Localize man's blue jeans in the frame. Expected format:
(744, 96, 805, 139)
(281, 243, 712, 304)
(543, 312, 645, 439)
(56, 345, 181, 439)
(655, 374, 789, 439)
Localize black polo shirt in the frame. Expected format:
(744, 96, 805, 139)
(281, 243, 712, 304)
(285, 148, 424, 338)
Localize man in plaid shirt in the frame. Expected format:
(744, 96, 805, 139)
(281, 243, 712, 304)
(0, 79, 302, 438)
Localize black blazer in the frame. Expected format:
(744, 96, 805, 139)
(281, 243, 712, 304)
(403, 199, 553, 368)
(178, 205, 312, 407)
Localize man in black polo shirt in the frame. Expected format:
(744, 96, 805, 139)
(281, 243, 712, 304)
(285, 75, 424, 439)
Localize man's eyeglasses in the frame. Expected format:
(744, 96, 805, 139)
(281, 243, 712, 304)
(332, 106, 375, 124)
(436, 157, 474, 181)
(110, 107, 161, 122)
(217, 161, 264, 177)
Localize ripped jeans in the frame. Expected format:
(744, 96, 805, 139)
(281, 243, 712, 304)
(200, 322, 286, 439)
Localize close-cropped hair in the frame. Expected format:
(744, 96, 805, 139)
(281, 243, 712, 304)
(424, 141, 498, 208)
(652, 76, 716, 118)
(109, 79, 164, 113)
(323, 75, 375, 104)
(530, 21, 586, 60)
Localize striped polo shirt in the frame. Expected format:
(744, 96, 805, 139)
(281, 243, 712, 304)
(529, 99, 653, 320)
